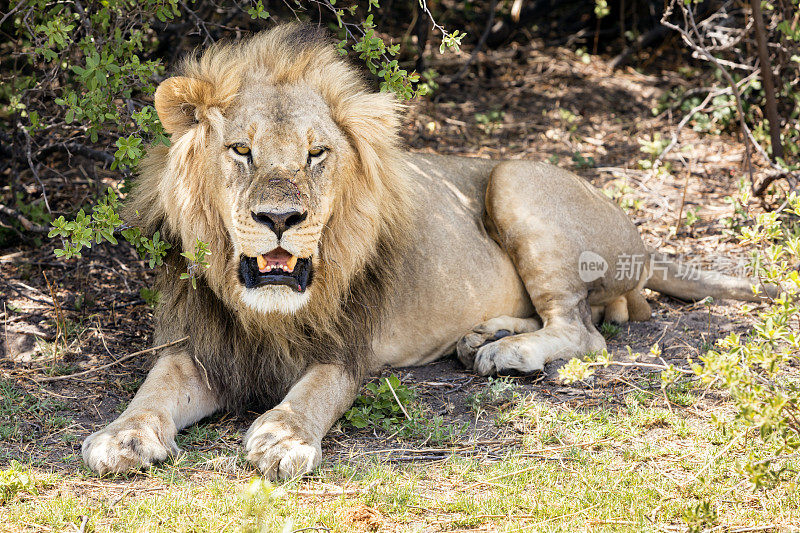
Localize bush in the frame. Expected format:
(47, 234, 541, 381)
(695, 192, 800, 488)
(0, 1, 462, 263)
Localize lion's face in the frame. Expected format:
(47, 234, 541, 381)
(216, 82, 352, 314)
(146, 29, 405, 322)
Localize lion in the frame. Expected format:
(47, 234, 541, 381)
(82, 24, 767, 479)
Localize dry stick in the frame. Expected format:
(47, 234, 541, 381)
(384, 377, 411, 420)
(42, 272, 63, 365)
(35, 336, 189, 382)
(727, 526, 782, 533)
(750, 0, 783, 164)
(662, 3, 754, 182)
(0, 203, 49, 233)
(77, 515, 88, 533)
(674, 167, 692, 236)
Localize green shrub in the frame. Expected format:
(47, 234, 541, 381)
(694, 193, 800, 488)
(343, 374, 415, 431)
(560, 193, 800, 489)
(1, 1, 462, 272)
(343, 374, 465, 444)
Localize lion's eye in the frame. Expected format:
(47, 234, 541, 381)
(232, 145, 251, 157)
(308, 147, 325, 158)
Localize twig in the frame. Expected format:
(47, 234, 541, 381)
(384, 377, 411, 420)
(42, 272, 63, 365)
(35, 336, 189, 382)
(449, 0, 498, 82)
(750, 0, 783, 162)
(0, 0, 27, 26)
(19, 122, 50, 214)
(3, 302, 9, 364)
(0, 203, 49, 234)
(0, 277, 53, 305)
(674, 167, 692, 235)
(417, 0, 459, 43)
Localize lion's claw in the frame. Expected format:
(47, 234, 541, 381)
(244, 410, 321, 480)
(458, 316, 544, 373)
(457, 329, 511, 369)
(82, 411, 179, 475)
(473, 338, 539, 376)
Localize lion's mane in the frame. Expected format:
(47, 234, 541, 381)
(125, 25, 412, 411)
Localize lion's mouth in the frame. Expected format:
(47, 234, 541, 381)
(238, 247, 313, 292)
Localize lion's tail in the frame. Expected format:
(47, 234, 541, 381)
(644, 251, 776, 303)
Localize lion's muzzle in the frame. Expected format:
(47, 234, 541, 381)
(239, 247, 313, 292)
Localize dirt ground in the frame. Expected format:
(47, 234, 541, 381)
(0, 39, 764, 474)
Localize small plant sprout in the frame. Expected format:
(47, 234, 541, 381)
(343, 374, 464, 444)
(684, 206, 701, 229)
(180, 239, 212, 289)
(600, 322, 621, 339)
(468, 377, 519, 413)
(571, 152, 596, 169)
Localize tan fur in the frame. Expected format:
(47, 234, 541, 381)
(84, 24, 765, 480)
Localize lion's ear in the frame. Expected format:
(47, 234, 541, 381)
(336, 91, 402, 168)
(154, 76, 217, 135)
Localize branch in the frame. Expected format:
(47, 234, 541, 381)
(19, 122, 50, 214)
(661, 1, 798, 195)
(0, 0, 27, 27)
(0, 203, 49, 234)
(750, 0, 784, 162)
(36, 336, 190, 382)
(448, 0, 499, 83)
(37, 142, 115, 166)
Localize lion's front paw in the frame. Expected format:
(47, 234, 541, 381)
(244, 409, 321, 481)
(82, 410, 179, 475)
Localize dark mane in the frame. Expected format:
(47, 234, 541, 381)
(152, 224, 404, 411)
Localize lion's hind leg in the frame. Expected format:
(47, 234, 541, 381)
(594, 290, 651, 325)
(466, 161, 620, 375)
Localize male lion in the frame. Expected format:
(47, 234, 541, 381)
(83, 24, 764, 479)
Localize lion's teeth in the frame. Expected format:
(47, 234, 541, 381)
(286, 255, 298, 272)
(257, 255, 268, 272)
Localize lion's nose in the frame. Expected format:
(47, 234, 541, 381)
(251, 209, 308, 239)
